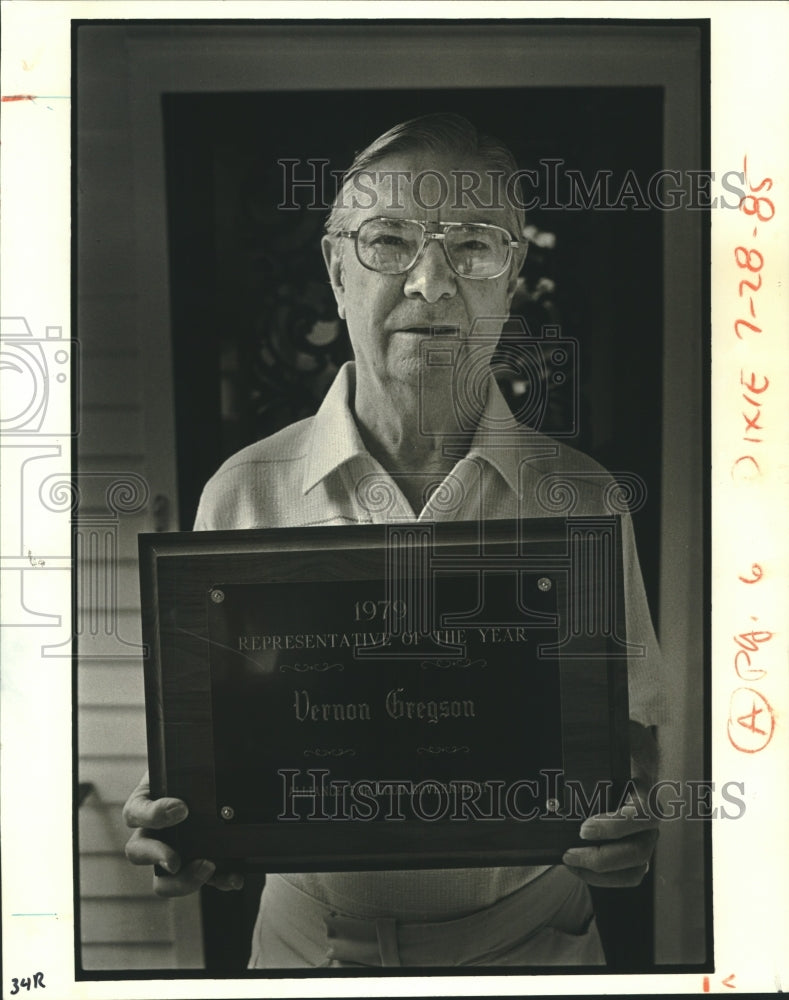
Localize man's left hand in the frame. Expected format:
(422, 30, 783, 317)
(562, 721, 659, 888)
(562, 800, 658, 888)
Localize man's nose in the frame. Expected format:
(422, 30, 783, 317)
(402, 239, 456, 302)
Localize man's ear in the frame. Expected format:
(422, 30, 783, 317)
(321, 235, 346, 320)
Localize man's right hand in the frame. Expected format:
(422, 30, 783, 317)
(123, 771, 244, 897)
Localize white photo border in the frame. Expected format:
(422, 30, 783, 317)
(1, 2, 787, 997)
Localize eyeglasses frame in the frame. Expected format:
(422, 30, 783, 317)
(333, 217, 528, 280)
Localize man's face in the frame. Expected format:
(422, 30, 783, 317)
(322, 151, 522, 394)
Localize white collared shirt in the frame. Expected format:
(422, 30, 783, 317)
(195, 362, 668, 921)
(196, 362, 663, 722)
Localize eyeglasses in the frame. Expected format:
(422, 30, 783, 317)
(334, 217, 527, 280)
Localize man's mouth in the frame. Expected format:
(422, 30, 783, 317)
(395, 325, 459, 335)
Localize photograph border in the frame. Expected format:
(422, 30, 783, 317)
(1, 2, 787, 997)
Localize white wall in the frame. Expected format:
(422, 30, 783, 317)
(76, 25, 200, 970)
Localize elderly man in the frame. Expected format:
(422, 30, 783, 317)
(124, 113, 663, 968)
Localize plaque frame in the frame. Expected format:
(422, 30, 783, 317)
(139, 517, 631, 872)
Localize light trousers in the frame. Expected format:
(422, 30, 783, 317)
(248, 866, 606, 968)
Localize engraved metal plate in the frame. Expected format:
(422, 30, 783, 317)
(140, 517, 630, 871)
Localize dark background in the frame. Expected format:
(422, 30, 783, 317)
(162, 87, 663, 971)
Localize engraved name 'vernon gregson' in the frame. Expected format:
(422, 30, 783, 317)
(291, 688, 477, 724)
(293, 689, 372, 722)
(385, 687, 476, 725)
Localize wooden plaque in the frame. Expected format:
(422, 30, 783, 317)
(139, 516, 631, 872)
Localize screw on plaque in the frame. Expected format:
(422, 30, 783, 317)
(220, 805, 235, 821)
(537, 577, 552, 592)
(210, 588, 225, 604)
(546, 797, 561, 813)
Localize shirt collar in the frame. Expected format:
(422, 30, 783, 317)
(303, 362, 525, 497)
(465, 377, 524, 496)
(303, 362, 370, 494)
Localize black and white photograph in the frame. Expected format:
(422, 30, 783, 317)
(1, 3, 787, 996)
(74, 16, 705, 976)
